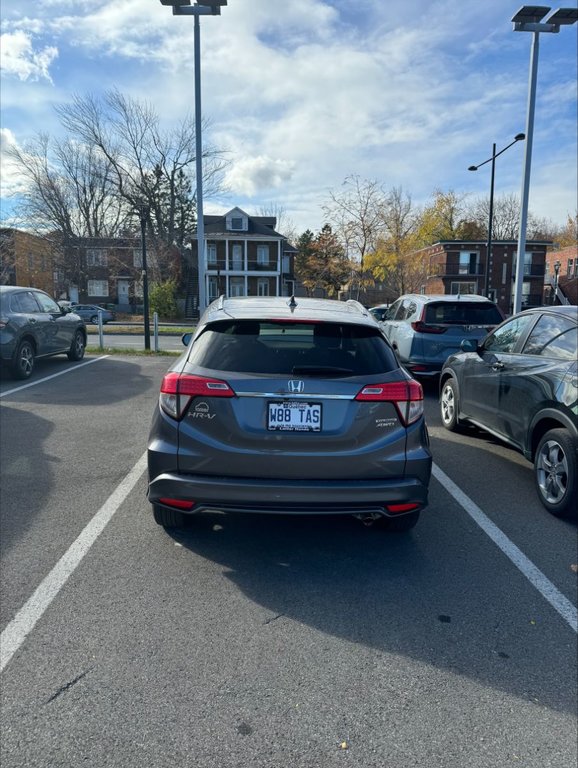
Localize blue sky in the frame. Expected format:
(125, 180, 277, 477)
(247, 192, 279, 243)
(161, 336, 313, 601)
(1, 0, 577, 235)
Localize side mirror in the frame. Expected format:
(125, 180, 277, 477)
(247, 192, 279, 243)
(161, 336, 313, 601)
(182, 332, 193, 346)
(460, 338, 478, 353)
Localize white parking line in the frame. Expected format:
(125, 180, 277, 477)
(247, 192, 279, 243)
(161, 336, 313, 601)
(0, 356, 110, 399)
(433, 463, 578, 633)
(0, 451, 148, 674)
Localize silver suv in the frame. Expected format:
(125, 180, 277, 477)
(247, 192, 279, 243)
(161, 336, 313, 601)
(380, 294, 504, 377)
(147, 296, 432, 533)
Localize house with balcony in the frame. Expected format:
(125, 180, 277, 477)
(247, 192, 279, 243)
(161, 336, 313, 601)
(418, 239, 551, 315)
(186, 207, 297, 317)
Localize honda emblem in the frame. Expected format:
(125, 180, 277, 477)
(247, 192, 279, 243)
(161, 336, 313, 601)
(288, 380, 305, 394)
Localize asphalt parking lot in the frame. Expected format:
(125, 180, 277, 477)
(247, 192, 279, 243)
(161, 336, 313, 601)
(1, 353, 576, 768)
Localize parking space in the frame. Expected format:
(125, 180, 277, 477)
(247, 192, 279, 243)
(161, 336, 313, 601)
(0, 357, 576, 768)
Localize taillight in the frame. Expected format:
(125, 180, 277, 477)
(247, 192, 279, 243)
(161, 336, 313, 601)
(159, 372, 235, 419)
(355, 379, 424, 425)
(410, 321, 446, 334)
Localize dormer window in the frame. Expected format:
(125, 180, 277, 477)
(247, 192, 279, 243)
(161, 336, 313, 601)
(226, 209, 248, 232)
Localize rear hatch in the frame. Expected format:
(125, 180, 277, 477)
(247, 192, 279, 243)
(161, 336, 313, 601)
(168, 320, 424, 481)
(410, 300, 503, 366)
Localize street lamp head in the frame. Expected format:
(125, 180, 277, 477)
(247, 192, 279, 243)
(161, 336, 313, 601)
(468, 165, 478, 171)
(546, 8, 578, 25)
(512, 6, 551, 24)
(159, 0, 191, 5)
(514, 133, 526, 141)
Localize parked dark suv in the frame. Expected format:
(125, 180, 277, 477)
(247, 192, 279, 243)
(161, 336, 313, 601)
(381, 294, 504, 377)
(148, 296, 432, 532)
(0, 286, 87, 380)
(440, 306, 578, 518)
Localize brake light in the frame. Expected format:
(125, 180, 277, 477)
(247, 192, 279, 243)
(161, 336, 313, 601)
(355, 379, 424, 425)
(410, 321, 446, 334)
(159, 372, 235, 419)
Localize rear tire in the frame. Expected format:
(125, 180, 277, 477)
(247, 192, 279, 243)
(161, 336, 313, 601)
(376, 510, 420, 532)
(152, 504, 186, 529)
(90, 315, 99, 325)
(67, 330, 85, 361)
(440, 377, 461, 432)
(534, 429, 577, 518)
(12, 339, 35, 380)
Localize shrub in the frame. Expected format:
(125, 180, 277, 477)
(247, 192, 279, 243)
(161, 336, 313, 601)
(149, 280, 178, 319)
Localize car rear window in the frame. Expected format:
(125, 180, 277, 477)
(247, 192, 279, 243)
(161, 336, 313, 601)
(424, 302, 503, 325)
(188, 320, 399, 376)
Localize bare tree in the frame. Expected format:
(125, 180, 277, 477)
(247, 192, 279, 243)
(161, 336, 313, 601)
(258, 202, 297, 245)
(54, 89, 228, 250)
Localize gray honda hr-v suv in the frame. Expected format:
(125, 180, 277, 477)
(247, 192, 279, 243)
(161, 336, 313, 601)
(147, 296, 432, 532)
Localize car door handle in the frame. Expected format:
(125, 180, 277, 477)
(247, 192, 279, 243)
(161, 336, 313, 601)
(491, 362, 504, 371)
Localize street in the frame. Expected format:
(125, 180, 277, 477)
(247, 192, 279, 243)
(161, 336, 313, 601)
(1, 354, 576, 768)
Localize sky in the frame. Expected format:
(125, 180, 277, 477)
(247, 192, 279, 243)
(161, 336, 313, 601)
(1, 0, 577, 236)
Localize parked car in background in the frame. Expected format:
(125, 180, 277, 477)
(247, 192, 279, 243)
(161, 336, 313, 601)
(0, 286, 87, 380)
(70, 304, 116, 324)
(368, 304, 391, 323)
(380, 294, 504, 377)
(148, 296, 432, 533)
(440, 305, 578, 518)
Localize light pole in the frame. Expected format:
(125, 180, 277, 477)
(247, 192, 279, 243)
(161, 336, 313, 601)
(511, 5, 578, 315)
(159, 0, 227, 317)
(468, 133, 525, 297)
(553, 259, 562, 304)
(137, 203, 151, 351)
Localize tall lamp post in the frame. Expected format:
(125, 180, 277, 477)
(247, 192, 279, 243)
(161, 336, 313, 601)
(138, 203, 151, 351)
(552, 259, 562, 304)
(511, 5, 578, 315)
(159, 0, 227, 317)
(468, 133, 525, 297)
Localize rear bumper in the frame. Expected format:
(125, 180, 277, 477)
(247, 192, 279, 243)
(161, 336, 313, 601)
(147, 470, 431, 518)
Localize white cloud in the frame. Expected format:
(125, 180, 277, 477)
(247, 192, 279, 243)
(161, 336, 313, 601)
(225, 156, 295, 197)
(0, 31, 58, 82)
(0, 128, 28, 200)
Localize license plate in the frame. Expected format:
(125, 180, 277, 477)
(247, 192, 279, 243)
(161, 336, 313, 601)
(267, 401, 322, 431)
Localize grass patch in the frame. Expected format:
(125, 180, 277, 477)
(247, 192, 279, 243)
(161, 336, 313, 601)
(86, 346, 180, 356)
(86, 325, 193, 335)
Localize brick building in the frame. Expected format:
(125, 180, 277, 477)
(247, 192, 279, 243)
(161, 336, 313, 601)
(418, 239, 551, 316)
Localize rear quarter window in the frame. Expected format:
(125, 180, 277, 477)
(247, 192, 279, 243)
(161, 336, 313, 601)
(188, 320, 399, 376)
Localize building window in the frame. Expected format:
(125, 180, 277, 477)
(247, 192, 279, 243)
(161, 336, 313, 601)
(133, 249, 142, 268)
(27, 253, 34, 270)
(231, 244, 243, 270)
(567, 259, 574, 277)
(502, 263, 507, 285)
(231, 217, 243, 230)
(257, 279, 269, 296)
(88, 280, 109, 297)
(459, 251, 478, 275)
(134, 279, 143, 298)
(207, 243, 217, 265)
(208, 276, 219, 300)
(86, 249, 108, 267)
(450, 282, 477, 295)
(257, 245, 269, 266)
(229, 277, 245, 296)
(523, 251, 533, 276)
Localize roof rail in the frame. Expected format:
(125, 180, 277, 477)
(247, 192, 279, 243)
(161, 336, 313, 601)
(345, 299, 368, 315)
(216, 295, 226, 311)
